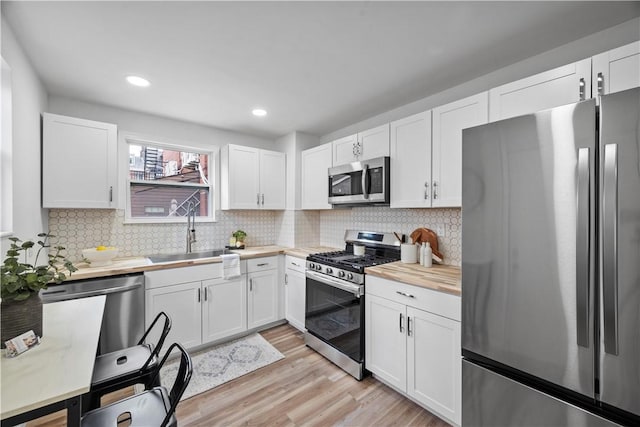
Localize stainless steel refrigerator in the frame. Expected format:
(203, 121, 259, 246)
(461, 87, 640, 426)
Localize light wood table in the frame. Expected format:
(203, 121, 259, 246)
(1, 295, 106, 426)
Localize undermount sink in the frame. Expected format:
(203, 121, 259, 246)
(148, 249, 229, 264)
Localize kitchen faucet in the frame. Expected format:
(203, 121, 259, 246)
(186, 201, 197, 253)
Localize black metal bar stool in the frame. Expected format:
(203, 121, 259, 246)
(81, 342, 193, 427)
(84, 311, 172, 411)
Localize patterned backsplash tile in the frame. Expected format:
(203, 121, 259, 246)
(49, 209, 278, 262)
(319, 207, 461, 266)
(49, 207, 461, 265)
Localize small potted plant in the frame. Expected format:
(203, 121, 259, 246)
(1, 233, 77, 347)
(232, 230, 247, 248)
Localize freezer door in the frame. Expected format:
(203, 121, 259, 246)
(599, 87, 640, 417)
(461, 99, 596, 397)
(463, 360, 619, 426)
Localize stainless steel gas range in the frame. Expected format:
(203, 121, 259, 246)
(305, 230, 402, 380)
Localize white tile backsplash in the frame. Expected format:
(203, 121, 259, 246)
(49, 207, 461, 265)
(319, 207, 461, 265)
(49, 209, 277, 261)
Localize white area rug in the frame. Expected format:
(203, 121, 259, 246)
(160, 333, 284, 400)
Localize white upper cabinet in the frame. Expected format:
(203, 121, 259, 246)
(332, 134, 358, 165)
(489, 58, 591, 122)
(42, 113, 118, 208)
(333, 124, 390, 165)
(358, 124, 390, 161)
(221, 144, 285, 210)
(431, 92, 489, 207)
(259, 149, 286, 209)
(301, 142, 332, 210)
(390, 111, 432, 208)
(592, 41, 640, 96)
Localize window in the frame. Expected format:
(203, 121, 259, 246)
(125, 136, 214, 223)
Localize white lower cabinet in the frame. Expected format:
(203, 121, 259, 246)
(202, 276, 247, 342)
(284, 255, 306, 331)
(365, 276, 461, 426)
(145, 257, 281, 350)
(146, 281, 203, 349)
(247, 256, 280, 330)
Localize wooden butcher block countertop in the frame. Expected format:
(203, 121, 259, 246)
(283, 246, 342, 259)
(365, 262, 461, 296)
(67, 245, 289, 281)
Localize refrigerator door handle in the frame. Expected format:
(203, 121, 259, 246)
(576, 147, 590, 348)
(603, 143, 619, 355)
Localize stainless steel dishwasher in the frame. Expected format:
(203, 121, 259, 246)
(40, 273, 145, 354)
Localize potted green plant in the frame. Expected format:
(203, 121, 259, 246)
(232, 230, 247, 248)
(1, 233, 77, 347)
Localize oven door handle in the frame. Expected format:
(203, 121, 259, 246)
(306, 271, 364, 298)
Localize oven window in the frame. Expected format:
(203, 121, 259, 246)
(306, 276, 363, 362)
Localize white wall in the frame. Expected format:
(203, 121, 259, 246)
(321, 17, 640, 142)
(1, 17, 49, 260)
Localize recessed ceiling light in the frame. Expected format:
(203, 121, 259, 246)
(252, 108, 267, 117)
(126, 75, 150, 87)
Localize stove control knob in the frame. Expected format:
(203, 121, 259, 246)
(326, 268, 333, 274)
(316, 264, 322, 271)
(338, 271, 345, 278)
(347, 273, 353, 280)
(308, 263, 314, 270)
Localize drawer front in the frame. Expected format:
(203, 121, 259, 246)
(285, 255, 305, 273)
(247, 256, 278, 273)
(366, 275, 460, 321)
(145, 263, 224, 289)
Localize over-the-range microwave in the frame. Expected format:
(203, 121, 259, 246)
(328, 156, 390, 206)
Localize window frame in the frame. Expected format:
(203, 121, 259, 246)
(122, 133, 216, 224)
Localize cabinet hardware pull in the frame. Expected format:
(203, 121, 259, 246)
(399, 313, 404, 333)
(424, 182, 429, 200)
(250, 278, 253, 292)
(407, 316, 412, 336)
(579, 78, 586, 101)
(204, 287, 208, 301)
(261, 193, 264, 205)
(597, 72, 604, 96)
(285, 274, 288, 285)
(257, 193, 260, 205)
(433, 181, 438, 199)
(396, 290, 415, 298)
(109, 186, 113, 202)
(292, 262, 300, 267)
(257, 263, 269, 267)
(197, 288, 201, 302)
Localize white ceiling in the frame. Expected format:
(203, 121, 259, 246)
(3, 1, 640, 139)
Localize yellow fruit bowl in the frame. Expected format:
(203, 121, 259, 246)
(82, 247, 119, 267)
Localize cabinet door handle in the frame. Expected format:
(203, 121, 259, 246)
(291, 262, 300, 267)
(399, 313, 404, 333)
(197, 288, 201, 302)
(407, 316, 412, 337)
(285, 273, 288, 285)
(249, 278, 253, 292)
(204, 287, 208, 301)
(257, 263, 269, 267)
(597, 72, 604, 96)
(433, 181, 438, 200)
(109, 186, 113, 202)
(257, 193, 260, 205)
(424, 182, 429, 200)
(396, 290, 415, 299)
(261, 193, 264, 205)
(579, 78, 586, 101)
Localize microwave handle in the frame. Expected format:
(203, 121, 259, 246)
(362, 163, 369, 199)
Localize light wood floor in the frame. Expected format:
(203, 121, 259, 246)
(27, 324, 451, 426)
